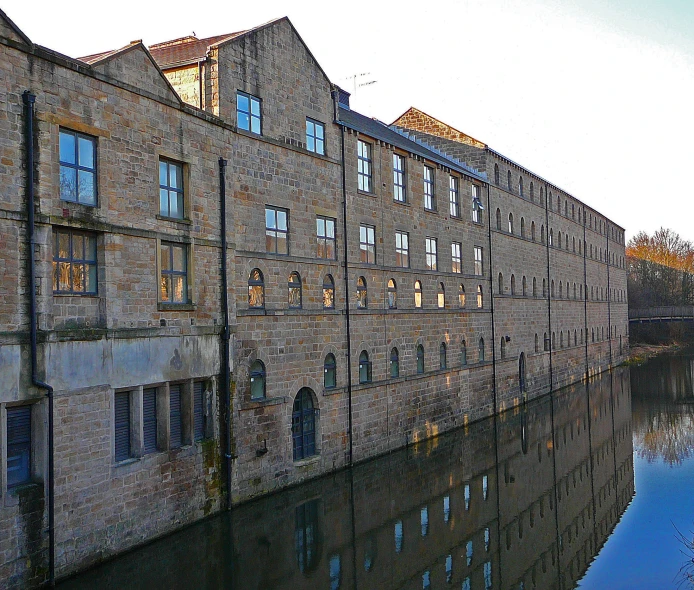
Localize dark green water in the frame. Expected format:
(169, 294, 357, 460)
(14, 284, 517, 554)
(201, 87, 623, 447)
(60, 355, 694, 589)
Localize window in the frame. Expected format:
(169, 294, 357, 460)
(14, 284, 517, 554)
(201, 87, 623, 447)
(421, 506, 429, 537)
(114, 392, 131, 462)
(494, 164, 500, 185)
(478, 337, 485, 362)
(414, 280, 423, 308)
(387, 279, 397, 309)
(248, 268, 265, 308)
(266, 206, 289, 255)
(143, 388, 158, 454)
(531, 221, 536, 241)
(160, 242, 189, 303)
(159, 159, 184, 219)
(425, 238, 437, 271)
(423, 165, 435, 210)
(416, 344, 425, 374)
(474, 247, 483, 275)
(306, 118, 325, 155)
(522, 276, 527, 296)
(496, 208, 502, 230)
(329, 555, 341, 590)
(360, 224, 376, 264)
(288, 272, 302, 308)
(508, 213, 514, 234)
(395, 521, 404, 553)
(393, 154, 406, 202)
(533, 277, 537, 297)
(53, 229, 97, 294)
(440, 342, 447, 369)
(357, 140, 373, 192)
(390, 347, 400, 378)
(471, 184, 482, 223)
(451, 242, 462, 273)
(193, 381, 207, 442)
(292, 388, 316, 460)
(521, 217, 525, 238)
(511, 274, 516, 295)
(359, 351, 372, 383)
(519, 176, 524, 196)
(169, 384, 183, 449)
(461, 340, 467, 365)
(498, 273, 503, 294)
(477, 285, 483, 308)
(59, 129, 96, 206)
(438, 283, 445, 308)
(7, 406, 32, 488)
(316, 217, 336, 259)
(500, 338, 506, 359)
(324, 354, 336, 389)
(459, 284, 466, 307)
(535, 333, 539, 352)
(395, 231, 409, 267)
(356, 276, 367, 309)
(250, 360, 266, 400)
(236, 91, 261, 134)
(544, 332, 549, 351)
(449, 176, 460, 217)
(507, 170, 512, 190)
(323, 274, 335, 309)
(530, 181, 534, 201)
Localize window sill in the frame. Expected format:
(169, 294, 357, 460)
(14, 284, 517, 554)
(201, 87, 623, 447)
(239, 396, 286, 411)
(236, 127, 263, 139)
(293, 455, 320, 468)
(156, 214, 192, 225)
(424, 208, 438, 214)
(113, 457, 140, 468)
(60, 199, 98, 209)
(53, 292, 99, 297)
(357, 189, 376, 198)
(393, 199, 410, 207)
(158, 302, 196, 311)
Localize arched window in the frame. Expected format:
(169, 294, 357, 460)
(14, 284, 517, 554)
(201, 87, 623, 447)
(549, 229, 554, 246)
(560, 331, 564, 348)
(496, 208, 502, 230)
(544, 332, 549, 351)
(531, 221, 536, 241)
(323, 274, 335, 309)
(565, 234, 569, 250)
(540, 187, 544, 204)
(477, 285, 483, 309)
(559, 281, 563, 298)
(390, 347, 399, 378)
(250, 360, 266, 400)
(564, 201, 568, 216)
(519, 352, 526, 393)
(359, 351, 372, 383)
(478, 337, 485, 362)
(581, 329, 584, 344)
(533, 277, 537, 297)
(552, 332, 556, 349)
(440, 342, 447, 369)
(292, 388, 316, 461)
(573, 283, 577, 299)
(572, 237, 576, 252)
(458, 284, 466, 308)
(414, 280, 423, 308)
(500, 338, 506, 359)
(356, 276, 367, 309)
(461, 340, 468, 365)
(572, 203, 575, 219)
(508, 213, 514, 234)
(438, 283, 445, 309)
(580, 284, 583, 299)
(574, 330, 577, 346)
(248, 268, 265, 308)
(507, 170, 512, 190)
(519, 176, 524, 196)
(494, 163, 500, 185)
(558, 231, 562, 248)
(416, 344, 425, 374)
(511, 274, 516, 295)
(522, 276, 527, 296)
(324, 353, 336, 389)
(541, 225, 545, 244)
(542, 278, 547, 297)
(551, 280, 555, 298)
(530, 181, 534, 202)
(498, 273, 504, 294)
(520, 217, 525, 238)
(387, 279, 397, 309)
(535, 333, 539, 352)
(288, 272, 302, 308)
(557, 195, 561, 210)
(549, 191, 553, 209)
(592, 328, 595, 342)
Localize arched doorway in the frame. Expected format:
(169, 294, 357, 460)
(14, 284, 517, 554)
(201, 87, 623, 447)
(292, 388, 317, 461)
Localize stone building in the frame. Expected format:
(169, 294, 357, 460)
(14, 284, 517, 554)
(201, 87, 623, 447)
(0, 8, 628, 586)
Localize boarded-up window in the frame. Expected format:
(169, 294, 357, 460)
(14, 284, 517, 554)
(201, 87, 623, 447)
(194, 381, 205, 442)
(7, 406, 31, 488)
(143, 388, 158, 454)
(114, 392, 131, 462)
(170, 385, 183, 449)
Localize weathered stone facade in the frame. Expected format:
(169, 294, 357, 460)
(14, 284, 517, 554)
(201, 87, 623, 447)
(0, 8, 628, 586)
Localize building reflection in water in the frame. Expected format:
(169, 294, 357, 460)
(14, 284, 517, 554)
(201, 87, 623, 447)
(59, 367, 634, 590)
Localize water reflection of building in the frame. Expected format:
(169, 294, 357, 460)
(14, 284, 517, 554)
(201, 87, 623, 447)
(60, 368, 633, 590)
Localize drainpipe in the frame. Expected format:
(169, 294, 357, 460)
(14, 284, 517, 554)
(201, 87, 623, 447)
(544, 186, 553, 392)
(23, 90, 55, 586)
(332, 90, 353, 465)
(218, 157, 232, 509)
(486, 183, 497, 414)
(197, 58, 206, 111)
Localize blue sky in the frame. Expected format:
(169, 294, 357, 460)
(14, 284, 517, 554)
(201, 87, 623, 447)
(8, 0, 694, 242)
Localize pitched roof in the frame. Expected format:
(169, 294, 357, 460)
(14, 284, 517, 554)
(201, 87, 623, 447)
(392, 107, 486, 149)
(148, 32, 245, 68)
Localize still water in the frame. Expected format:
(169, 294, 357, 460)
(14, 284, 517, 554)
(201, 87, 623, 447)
(60, 355, 694, 589)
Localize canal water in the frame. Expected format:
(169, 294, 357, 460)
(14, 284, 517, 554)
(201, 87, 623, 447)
(59, 354, 694, 589)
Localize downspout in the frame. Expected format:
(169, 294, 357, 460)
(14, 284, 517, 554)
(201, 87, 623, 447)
(333, 90, 353, 465)
(544, 186, 553, 392)
(197, 57, 206, 111)
(582, 211, 589, 381)
(218, 157, 232, 510)
(23, 90, 55, 586)
(486, 183, 497, 414)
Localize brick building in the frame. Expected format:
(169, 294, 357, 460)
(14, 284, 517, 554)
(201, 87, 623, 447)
(0, 8, 628, 586)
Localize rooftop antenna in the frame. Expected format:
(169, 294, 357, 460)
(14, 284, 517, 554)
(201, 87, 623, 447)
(342, 72, 378, 95)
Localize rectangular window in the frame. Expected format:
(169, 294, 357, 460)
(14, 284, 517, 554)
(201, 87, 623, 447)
(6, 406, 31, 488)
(169, 385, 183, 449)
(424, 165, 435, 210)
(316, 216, 336, 259)
(265, 206, 289, 255)
(194, 381, 206, 442)
(426, 237, 437, 271)
(393, 153, 406, 203)
(452, 242, 462, 273)
(306, 118, 325, 155)
(159, 159, 184, 219)
(160, 242, 189, 303)
(395, 231, 409, 268)
(471, 184, 482, 223)
(59, 129, 96, 206)
(114, 392, 131, 462)
(357, 140, 372, 192)
(53, 228, 97, 294)
(236, 91, 261, 134)
(143, 388, 157, 454)
(449, 176, 460, 218)
(474, 246, 483, 276)
(360, 224, 376, 264)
